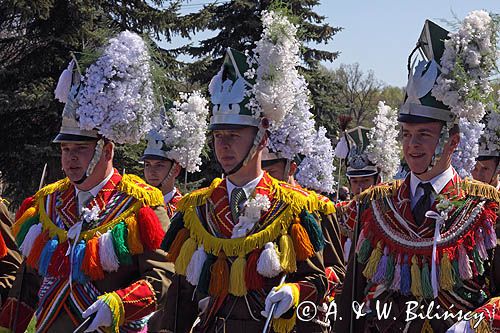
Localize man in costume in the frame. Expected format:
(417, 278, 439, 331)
(0, 31, 173, 332)
(143, 92, 209, 333)
(0, 199, 22, 305)
(472, 111, 499, 189)
(335, 17, 500, 332)
(161, 10, 328, 333)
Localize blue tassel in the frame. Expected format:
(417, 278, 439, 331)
(72, 240, 88, 284)
(161, 213, 185, 251)
(300, 210, 325, 252)
(39, 237, 59, 277)
(400, 255, 411, 296)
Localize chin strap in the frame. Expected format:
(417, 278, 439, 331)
(73, 139, 105, 185)
(158, 161, 177, 189)
(283, 159, 291, 182)
(225, 120, 269, 176)
(415, 123, 451, 176)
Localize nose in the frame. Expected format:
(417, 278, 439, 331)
(408, 134, 422, 147)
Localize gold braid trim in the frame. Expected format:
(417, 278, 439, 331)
(178, 176, 319, 257)
(356, 180, 402, 204)
(460, 178, 500, 204)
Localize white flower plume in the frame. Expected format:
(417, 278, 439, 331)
(76, 31, 156, 144)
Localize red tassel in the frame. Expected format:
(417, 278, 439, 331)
(245, 249, 264, 290)
(16, 196, 34, 221)
(137, 206, 165, 251)
(0, 233, 7, 259)
(48, 241, 70, 278)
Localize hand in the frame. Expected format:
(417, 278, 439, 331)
(198, 296, 210, 315)
(82, 299, 112, 332)
(261, 284, 296, 319)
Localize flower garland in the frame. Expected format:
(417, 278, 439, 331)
(246, 10, 301, 126)
(431, 11, 499, 176)
(479, 109, 500, 154)
(158, 91, 209, 173)
(232, 194, 271, 238)
(296, 127, 337, 194)
(366, 101, 401, 181)
(77, 31, 156, 144)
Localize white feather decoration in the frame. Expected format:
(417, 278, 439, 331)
(54, 60, 75, 104)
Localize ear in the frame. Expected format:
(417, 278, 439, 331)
(289, 162, 297, 176)
(103, 142, 114, 161)
(173, 163, 182, 178)
(449, 132, 460, 150)
(258, 133, 268, 150)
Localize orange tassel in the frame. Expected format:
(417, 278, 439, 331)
(165, 228, 190, 262)
(245, 249, 264, 290)
(12, 206, 36, 237)
(209, 251, 229, 297)
(82, 237, 105, 280)
(291, 218, 314, 261)
(27, 231, 49, 269)
(126, 216, 144, 255)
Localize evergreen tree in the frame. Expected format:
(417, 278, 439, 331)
(0, 0, 184, 204)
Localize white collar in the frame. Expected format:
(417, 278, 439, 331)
(75, 170, 114, 199)
(226, 172, 264, 200)
(164, 187, 177, 204)
(410, 165, 454, 197)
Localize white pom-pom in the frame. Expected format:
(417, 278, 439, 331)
(257, 242, 282, 278)
(186, 246, 207, 286)
(54, 60, 75, 103)
(98, 231, 120, 272)
(334, 136, 349, 159)
(19, 223, 43, 257)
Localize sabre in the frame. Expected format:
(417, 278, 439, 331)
(262, 274, 287, 333)
(72, 314, 95, 333)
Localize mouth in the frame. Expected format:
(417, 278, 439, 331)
(408, 152, 426, 159)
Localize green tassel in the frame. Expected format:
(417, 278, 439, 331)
(384, 254, 395, 288)
(299, 210, 324, 252)
(111, 221, 132, 265)
(15, 215, 39, 246)
(472, 248, 484, 275)
(198, 254, 216, 296)
(452, 259, 464, 288)
(357, 239, 372, 264)
(161, 213, 185, 251)
(421, 258, 433, 299)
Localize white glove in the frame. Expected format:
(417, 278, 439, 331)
(261, 285, 296, 319)
(198, 296, 211, 315)
(82, 299, 112, 332)
(446, 320, 473, 333)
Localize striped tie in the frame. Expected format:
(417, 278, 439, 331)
(230, 187, 246, 223)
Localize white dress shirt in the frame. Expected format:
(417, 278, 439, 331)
(410, 166, 454, 209)
(163, 187, 177, 204)
(75, 170, 114, 213)
(226, 172, 264, 203)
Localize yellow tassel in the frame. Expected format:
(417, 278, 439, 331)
(272, 312, 297, 333)
(125, 215, 144, 255)
(98, 291, 125, 333)
(12, 206, 37, 237)
(175, 237, 198, 275)
(166, 228, 190, 262)
(439, 253, 454, 292)
(461, 178, 500, 204)
(362, 241, 383, 279)
(421, 319, 433, 333)
(117, 174, 164, 207)
(356, 180, 402, 204)
(34, 178, 70, 199)
(470, 316, 492, 333)
(228, 254, 247, 296)
(410, 255, 423, 298)
(279, 233, 297, 273)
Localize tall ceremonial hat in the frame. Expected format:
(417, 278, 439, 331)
(335, 126, 378, 178)
(399, 20, 454, 124)
(142, 92, 209, 173)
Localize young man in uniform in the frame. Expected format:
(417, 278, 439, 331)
(335, 19, 500, 332)
(0, 31, 173, 333)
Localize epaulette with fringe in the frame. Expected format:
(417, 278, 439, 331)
(460, 178, 500, 204)
(355, 180, 402, 204)
(162, 175, 324, 312)
(10, 173, 165, 282)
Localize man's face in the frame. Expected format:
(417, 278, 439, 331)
(349, 175, 376, 195)
(401, 122, 442, 175)
(144, 159, 173, 187)
(213, 127, 256, 173)
(262, 160, 287, 181)
(61, 142, 98, 182)
(472, 158, 499, 185)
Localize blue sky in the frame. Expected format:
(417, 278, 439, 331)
(163, 0, 499, 87)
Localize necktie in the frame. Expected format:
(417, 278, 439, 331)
(412, 182, 434, 225)
(230, 187, 247, 223)
(77, 191, 92, 215)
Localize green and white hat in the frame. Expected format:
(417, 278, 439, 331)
(339, 126, 379, 178)
(399, 20, 454, 124)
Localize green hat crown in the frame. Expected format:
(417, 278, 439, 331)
(208, 48, 259, 129)
(344, 127, 378, 177)
(399, 20, 454, 123)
